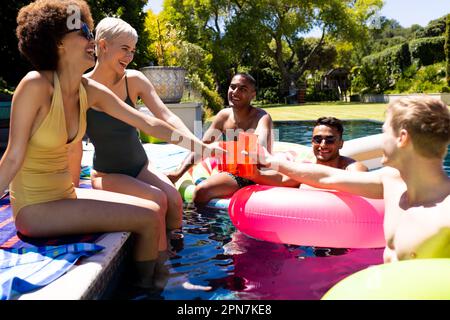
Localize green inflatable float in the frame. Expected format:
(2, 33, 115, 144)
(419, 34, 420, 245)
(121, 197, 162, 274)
(322, 259, 450, 300)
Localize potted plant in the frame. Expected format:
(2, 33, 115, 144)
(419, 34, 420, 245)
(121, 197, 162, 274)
(141, 16, 186, 103)
(140, 66, 186, 104)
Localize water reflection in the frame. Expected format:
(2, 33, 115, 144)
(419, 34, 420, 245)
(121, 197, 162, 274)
(114, 120, 446, 300)
(157, 207, 383, 300)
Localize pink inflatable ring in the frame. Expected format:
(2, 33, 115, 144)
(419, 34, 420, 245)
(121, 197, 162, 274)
(228, 185, 385, 248)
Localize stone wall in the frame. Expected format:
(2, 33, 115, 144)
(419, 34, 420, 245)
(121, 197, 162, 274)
(359, 93, 450, 104)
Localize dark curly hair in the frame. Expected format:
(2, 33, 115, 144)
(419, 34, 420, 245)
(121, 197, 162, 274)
(314, 117, 344, 139)
(233, 73, 257, 91)
(16, 0, 94, 70)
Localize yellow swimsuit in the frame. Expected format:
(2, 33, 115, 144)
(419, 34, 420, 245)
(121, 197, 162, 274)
(10, 72, 88, 218)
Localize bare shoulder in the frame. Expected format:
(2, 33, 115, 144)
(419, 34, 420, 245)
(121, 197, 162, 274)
(82, 76, 108, 92)
(345, 159, 368, 172)
(377, 166, 402, 186)
(442, 180, 450, 207)
(125, 69, 149, 85)
(15, 71, 53, 101)
(257, 108, 273, 124)
(125, 69, 154, 93)
(379, 166, 401, 178)
(125, 69, 143, 79)
(217, 107, 232, 116)
(208, 108, 231, 131)
(81, 76, 114, 109)
(254, 106, 270, 117)
(443, 193, 450, 207)
(215, 108, 232, 122)
(252, 107, 272, 123)
(19, 71, 52, 90)
(23, 70, 48, 81)
(255, 111, 273, 134)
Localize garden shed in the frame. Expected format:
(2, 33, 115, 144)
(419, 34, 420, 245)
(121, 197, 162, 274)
(321, 68, 350, 101)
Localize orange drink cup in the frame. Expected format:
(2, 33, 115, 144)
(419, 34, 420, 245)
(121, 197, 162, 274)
(237, 132, 258, 177)
(217, 141, 238, 174)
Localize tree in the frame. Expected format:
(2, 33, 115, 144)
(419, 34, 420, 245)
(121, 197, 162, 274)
(164, 0, 383, 99)
(144, 9, 179, 66)
(162, 0, 240, 99)
(362, 17, 408, 54)
(415, 15, 447, 38)
(445, 14, 450, 87)
(0, 1, 150, 88)
(145, 9, 224, 113)
(0, 1, 34, 87)
(87, 0, 150, 68)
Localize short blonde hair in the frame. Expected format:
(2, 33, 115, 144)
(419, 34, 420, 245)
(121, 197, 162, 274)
(387, 96, 450, 158)
(95, 17, 138, 55)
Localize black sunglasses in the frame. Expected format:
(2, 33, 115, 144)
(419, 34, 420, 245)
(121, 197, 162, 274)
(66, 22, 94, 41)
(312, 135, 338, 145)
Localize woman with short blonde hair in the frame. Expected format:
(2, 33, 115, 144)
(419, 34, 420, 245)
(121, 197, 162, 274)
(85, 17, 203, 254)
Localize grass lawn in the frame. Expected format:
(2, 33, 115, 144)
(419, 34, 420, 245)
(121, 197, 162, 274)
(205, 102, 388, 122)
(259, 102, 387, 122)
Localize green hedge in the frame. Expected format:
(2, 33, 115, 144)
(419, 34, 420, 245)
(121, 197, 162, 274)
(362, 42, 411, 78)
(409, 36, 445, 66)
(360, 36, 446, 76)
(445, 14, 450, 86)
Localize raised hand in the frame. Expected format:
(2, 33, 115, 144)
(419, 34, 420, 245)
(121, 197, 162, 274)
(247, 145, 274, 167)
(201, 141, 227, 160)
(166, 170, 183, 184)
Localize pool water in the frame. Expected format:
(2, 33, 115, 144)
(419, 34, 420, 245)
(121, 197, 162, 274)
(275, 120, 383, 146)
(113, 120, 450, 300)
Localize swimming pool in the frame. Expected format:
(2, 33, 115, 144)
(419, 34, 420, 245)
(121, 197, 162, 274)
(113, 120, 450, 300)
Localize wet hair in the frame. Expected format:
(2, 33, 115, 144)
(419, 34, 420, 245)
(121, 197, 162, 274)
(16, 0, 94, 70)
(95, 17, 138, 56)
(314, 117, 344, 139)
(387, 96, 450, 158)
(233, 73, 256, 91)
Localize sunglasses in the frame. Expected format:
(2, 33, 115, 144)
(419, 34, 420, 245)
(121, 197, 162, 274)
(66, 22, 94, 41)
(312, 135, 338, 145)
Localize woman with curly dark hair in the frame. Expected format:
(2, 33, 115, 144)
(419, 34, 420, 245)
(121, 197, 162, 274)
(0, 0, 218, 291)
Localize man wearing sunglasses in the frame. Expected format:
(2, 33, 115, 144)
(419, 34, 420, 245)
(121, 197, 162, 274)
(254, 97, 450, 263)
(246, 117, 367, 187)
(311, 117, 368, 172)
